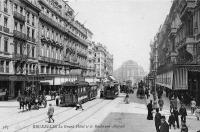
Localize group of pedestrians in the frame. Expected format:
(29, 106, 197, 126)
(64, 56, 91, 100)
(154, 107, 188, 132)
(17, 94, 47, 111)
(145, 92, 191, 132)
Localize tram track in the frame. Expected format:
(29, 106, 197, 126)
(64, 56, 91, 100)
(67, 99, 115, 132)
(45, 98, 117, 132)
(14, 99, 105, 132)
(8, 105, 70, 127)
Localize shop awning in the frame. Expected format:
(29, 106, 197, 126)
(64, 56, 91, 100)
(156, 71, 173, 89)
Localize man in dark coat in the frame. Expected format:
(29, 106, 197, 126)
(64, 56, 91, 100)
(173, 107, 180, 129)
(147, 100, 153, 120)
(160, 116, 169, 132)
(179, 104, 187, 123)
(155, 108, 161, 132)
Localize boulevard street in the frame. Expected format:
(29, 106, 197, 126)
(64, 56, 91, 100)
(0, 91, 200, 132)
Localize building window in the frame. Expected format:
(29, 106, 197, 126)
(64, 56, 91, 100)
(4, 0, 8, 12)
(4, 39, 8, 52)
(27, 44, 30, 57)
(20, 6, 23, 14)
(0, 61, 4, 72)
(27, 27, 30, 38)
(32, 46, 35, 57)
(47, 29, 49, 38)
(41, 46, 44, 56)
(32, 29, 35, 39)
(4, 17, 8, 27)
(32, 15, 35, 26)
(52, 31, 54, 39)
(20, 24, 23, 32)
(42, 25, 45, 36)
(41, 66, 44, 74)
(27, 12, 30, 23)
(14, 22, 18, 30)
(14, 4, 18, 11)
(56, 33, 58, 41)
(6, 61, 9, 73)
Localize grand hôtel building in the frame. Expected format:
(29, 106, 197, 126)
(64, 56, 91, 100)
(0, 0, 113, 99)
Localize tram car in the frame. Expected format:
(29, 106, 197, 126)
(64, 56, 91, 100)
(60, 81, 98, 107)
(103, 81, 119, 99)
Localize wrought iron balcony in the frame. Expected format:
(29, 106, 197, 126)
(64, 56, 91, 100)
(3, 27, 9, 33)
(13, 11, 25, 22)
(13, 30, 27, 40)
(39, 12, 65, 33)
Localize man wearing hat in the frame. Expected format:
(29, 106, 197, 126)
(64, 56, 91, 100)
(160, 115, 169, 132)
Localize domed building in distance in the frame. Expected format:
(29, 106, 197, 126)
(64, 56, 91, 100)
(113, 60, 145, 84)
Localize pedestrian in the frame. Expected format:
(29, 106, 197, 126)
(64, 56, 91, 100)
(195, 106, 200, 120)
(55, 94, 60, 106)
(160, 115, 169, 132)
(170, 97, 175, 112)
(20, 95, 25, 111)
(47, 104, 54, 123)
(76, 101, 84, 110)
(158, 97, 164, 111)
(173, 107, 180, 129)
(145, 88, 149, 99)
(147, 100, 153, 120)
(180, 121, 188, 132)
(28, 96, 31, 111)
(154, 108, 161, 132)
(179, 104, 187, 123)
(17, 94, 22, 109)
(190, 98, 196, 115)
(168, 112, 175, 129)
(124, 94, 129, 104)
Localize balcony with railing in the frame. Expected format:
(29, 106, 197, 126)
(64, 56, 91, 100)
(13, 11, 25, 22)
(39, 12, 65, 33)
(13, 30, 27, 40)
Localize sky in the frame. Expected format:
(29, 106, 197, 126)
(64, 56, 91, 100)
(67, 0, 172, 72)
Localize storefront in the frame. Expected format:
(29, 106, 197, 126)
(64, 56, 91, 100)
(156, 64, 200, 105)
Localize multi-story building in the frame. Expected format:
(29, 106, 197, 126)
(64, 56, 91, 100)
(86, 41, 96, 79)
(94, 43, 113, 79)
(0, 0, 92, 99)
(149, 0, 200, 105)
(94, 43, 107, 79)
(113, 60, 145, 84)
(0, 0, 40, 98)
(105, 51, 113, 76)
